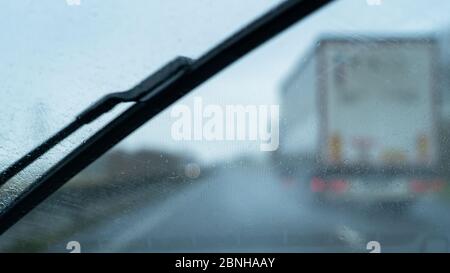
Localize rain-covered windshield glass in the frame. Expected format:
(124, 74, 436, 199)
(0, 0, 282, 215)
(2, 0, 450, 253)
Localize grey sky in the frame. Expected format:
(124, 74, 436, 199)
(1, 0, 450, 164)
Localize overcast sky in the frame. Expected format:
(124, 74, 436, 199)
(2, 0, 450, 165)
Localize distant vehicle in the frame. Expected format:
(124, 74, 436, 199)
(278, 35, 445, 211)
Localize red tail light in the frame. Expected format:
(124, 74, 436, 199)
(329, 179, 348, 193)
(311, 177, 326, 192)
(410, 180, 428, 193)
(410, 179, 446, 193)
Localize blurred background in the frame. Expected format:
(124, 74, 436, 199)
(1, 0, 450, 252)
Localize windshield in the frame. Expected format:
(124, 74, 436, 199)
(2, 0, 450, 253)
(0, 0, 282, 214)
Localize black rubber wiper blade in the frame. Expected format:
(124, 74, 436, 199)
(0, 57, 193, 187)
(0, 0, 333, 234)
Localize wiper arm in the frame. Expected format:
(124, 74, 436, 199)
(0, 0, 333, 234)
(0, 57, 193, 187)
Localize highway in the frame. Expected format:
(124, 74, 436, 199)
(47, 164, 450, 253)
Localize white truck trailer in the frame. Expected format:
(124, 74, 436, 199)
(278, 35, 445, 209)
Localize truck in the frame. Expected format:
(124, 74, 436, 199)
(276, 35, 446, 210)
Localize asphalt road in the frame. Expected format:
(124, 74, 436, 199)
(51, 165, 450, 253)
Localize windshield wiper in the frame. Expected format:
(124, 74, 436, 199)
(0, 56, 193, 187)
(0, 0, 333, 235)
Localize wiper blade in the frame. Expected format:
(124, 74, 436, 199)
(0, 57, 193, 187)
(0, 0, 333, 234)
